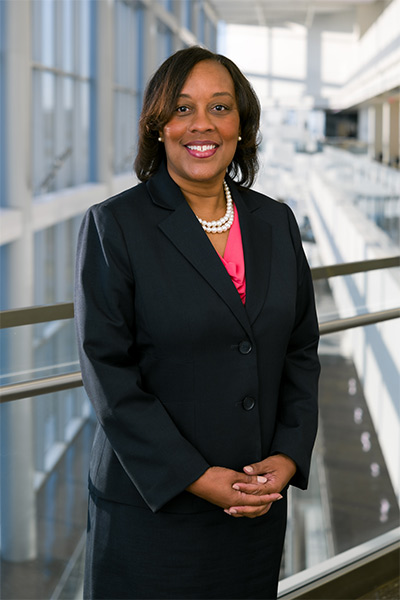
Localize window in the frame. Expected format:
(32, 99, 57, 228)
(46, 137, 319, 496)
(33, 215, 88, 474)
(197, 6, 217, 50)
(198, 4, 205, 45)
(34, 216, 80, 306)
(0, 245, 10, 384)
(114, 0, 141, 175)
(181, 0, 194, 31)
(204, 14, 217, 51)
(0, 1, 6, 207)
(32, 0, 94, 196)
(157, 20, 174, 66)
(157, 0, 173, 12)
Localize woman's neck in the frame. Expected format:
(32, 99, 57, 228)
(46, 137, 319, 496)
(174, 176, 227, 222)
(184, 189, 226, 221)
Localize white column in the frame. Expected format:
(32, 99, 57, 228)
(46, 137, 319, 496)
(96, 0, 114, 190)
(374, 103, 383, 161)
(367, 105, 376, 159)
(143, 4, 158, 80)
(1, 399, 37, 561)
(172, 0, 182, 52)
(191, 0, 201, 45)
(382, 101, 391, 165)
(389, 99, 399, 168)
(0, 0, 37, 561)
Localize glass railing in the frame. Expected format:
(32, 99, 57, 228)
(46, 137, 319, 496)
(280, 255, 400, 598)
(0, 303, 81, 401)
(0, 257, 399, 600)
(1, 257, 398, 402)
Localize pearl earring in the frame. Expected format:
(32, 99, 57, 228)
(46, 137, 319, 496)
(158, 137, 163, 142)
(238, 135, 242, 141)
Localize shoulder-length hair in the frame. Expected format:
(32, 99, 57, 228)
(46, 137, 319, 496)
(134, 46, 260, 187)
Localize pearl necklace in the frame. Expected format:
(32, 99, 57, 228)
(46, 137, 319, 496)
(196, 181, 234, 234)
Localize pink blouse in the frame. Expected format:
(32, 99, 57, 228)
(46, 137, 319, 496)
(218, 204, 246, 304)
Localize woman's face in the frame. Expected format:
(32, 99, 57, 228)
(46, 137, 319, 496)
(162, 60, 241, 189)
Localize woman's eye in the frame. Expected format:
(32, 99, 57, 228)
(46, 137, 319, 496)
(213, 104, 228, 112)
(175, 106, 190, 114)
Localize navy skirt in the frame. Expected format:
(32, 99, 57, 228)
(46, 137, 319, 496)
(84, 491, 287, 600)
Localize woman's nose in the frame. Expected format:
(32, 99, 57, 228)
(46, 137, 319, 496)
(189, 109, 214, 132)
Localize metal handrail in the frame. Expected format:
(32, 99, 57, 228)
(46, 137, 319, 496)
(1, 307, 399, 404)
(319, 307, 400, 335)
(0, 371, 83, 403)
(1, 258, 399, 402)
(278, 527, 400, 599)
(311, 255, 400, 281)
(0, 302, 74, 329)
(1, 256, 398, 329)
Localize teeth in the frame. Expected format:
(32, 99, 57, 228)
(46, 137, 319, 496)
(187, 144, 216, 151)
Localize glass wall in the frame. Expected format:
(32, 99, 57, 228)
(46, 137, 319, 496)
(31, 216, 87, 479)
(203, 12, 217, 51)
(34, 386, 90, 479)
(34, 217, 81, 306)
(157, 19, 174, 67)
(0, 245, 10, 390)
(114, 0, 141, 175)
(181, 0, 194, 31)
(281, 289, 400, 577)
(198, 5, 218, 51)
(157, 0, 173, 11)
(32, 0, 94, 196)
(0, 0, 5, 207)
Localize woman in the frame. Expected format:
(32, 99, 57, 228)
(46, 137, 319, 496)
(75, 46, 320, 600)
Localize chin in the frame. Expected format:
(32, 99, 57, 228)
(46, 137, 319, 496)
(187, 167, 227, 183)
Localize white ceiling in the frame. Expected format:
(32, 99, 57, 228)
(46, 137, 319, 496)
(210, 0, 392, 26)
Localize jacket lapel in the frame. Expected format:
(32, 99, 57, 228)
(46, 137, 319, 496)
(230, 184, 272, 326)
(147, 164, 271, 337)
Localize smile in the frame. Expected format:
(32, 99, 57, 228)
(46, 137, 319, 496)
(184, 143, 219, 158)
(186, 144, 217, 152)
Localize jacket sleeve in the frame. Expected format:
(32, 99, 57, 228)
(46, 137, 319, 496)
(269, 204, 320, 489)
(74, 203, 209, 512)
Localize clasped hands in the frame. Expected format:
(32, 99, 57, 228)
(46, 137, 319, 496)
(187, 454, 297, 519)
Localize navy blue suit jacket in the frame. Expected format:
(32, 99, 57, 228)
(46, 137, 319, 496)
(74, 162, 320, 514)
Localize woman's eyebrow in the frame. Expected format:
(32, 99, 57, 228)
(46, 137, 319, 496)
(178, 91, 234, 99)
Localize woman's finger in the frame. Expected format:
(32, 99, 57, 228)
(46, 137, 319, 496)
(243, 461, 268, 476)
(232, 483, 259, 493)
(244, 492, 283, 505)
(224, 503, 273, 518)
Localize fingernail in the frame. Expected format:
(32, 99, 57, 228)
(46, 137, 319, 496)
(277, 495, 283, 500)
(244, 465, 254, 473)
(229, 509, 237, 514)
(257, 476, 267, 483)
(232, 484, 240, 490)
(224, 509, 233, 516)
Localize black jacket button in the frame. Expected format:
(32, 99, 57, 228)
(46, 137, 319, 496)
(242, 396, 256, 411)
(238, 340, 252, 354)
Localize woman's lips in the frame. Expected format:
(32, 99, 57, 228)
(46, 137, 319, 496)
(185, 143, 218, 158)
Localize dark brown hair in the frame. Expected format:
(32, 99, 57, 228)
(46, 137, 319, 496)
(134, 46, 260, 187)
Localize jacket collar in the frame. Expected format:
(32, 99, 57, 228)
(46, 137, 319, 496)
(146, 162, 272, 337)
